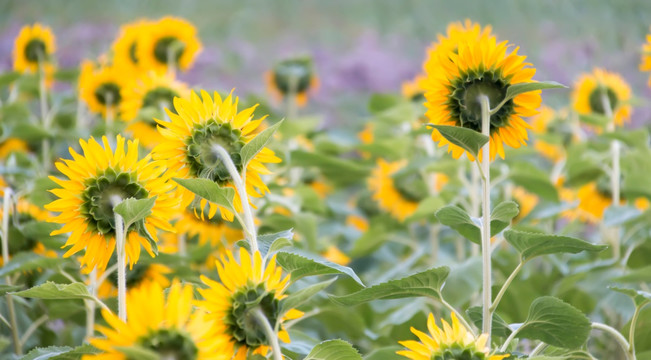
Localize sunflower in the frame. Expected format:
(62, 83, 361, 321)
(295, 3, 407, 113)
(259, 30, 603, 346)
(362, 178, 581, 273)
(398, 312, 508, 360)
(0, 200, 57, 266)
(572, 68, 632, 126)
(121, 72, 189, 121)
(111, 19, 151, 72)
(153, 90, 281, 221)
(402, 74, 427, 102)
(266, 57, 319, 107)
(512, 186, 538, 222)
(45, 135, 178, 273)
(423, 33, 541, 161)
(425, 19, 494, 63)
(570, 181, 620, 223)
(84, 281, 217, 360)
(641, 27, 651, 86)
(368, 159, 426, 222)
(96, 262, 171, 299)
(198, 249, 303, 359)
(174, 205, 242, 248)
(0, 138, 30, 159)
(137, 17, 202, 75)
(79, 63, 133, 117)
(13, 23, 56, 74)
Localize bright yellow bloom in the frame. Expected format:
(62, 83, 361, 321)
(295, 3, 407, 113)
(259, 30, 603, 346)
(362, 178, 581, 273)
(137, 17, 202, 75)
(424, 19, 494, 64)
(153, 90, 281, 221)
(111, 19, 151, 72)
(13, 23, 56, 73)
(198, 249, 303, 359)
(639, 27, 651, 86)
(174, 205, 242, 248)
(397, 312, 508, 360)
(45, 135, 178, 273)
(121, 72, 190, 121)
(79, 63, 133, 117)
(368, 159, 423, 222)
(96, 263, 171, 299)
(423, 30, 541, 161)
(572, 68, 632, 126)
(84, 281, 217, 360)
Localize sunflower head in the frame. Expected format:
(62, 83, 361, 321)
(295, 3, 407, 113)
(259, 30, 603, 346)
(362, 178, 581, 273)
(137, 16, 202, 74)
(174, 204, 242, 248)
(79, 63, 133, 117)
(423, 30, 541, 161)
(198, 249, 303, 358)
(121, 71, 190, 122)
(45, 135, 178, 272)
(368, 159, 425, 222)
(85, 281, 215, 360)
(153, 90, 281, 221)
(572, 68, 632, 126)
(13, 23, 56, 73)
(111, 19, 151, 71)
(97, 261, 171, 299)
(266, 57, 318, 106)
(398, 312, 508, 360)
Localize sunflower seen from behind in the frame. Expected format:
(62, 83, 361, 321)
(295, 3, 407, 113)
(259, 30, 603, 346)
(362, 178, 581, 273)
(153, 90, 281, 221)
(84, 281, 217, 360)
(137, 16, 202, 75)
(397, 312, 508, 360)
(198, 249, 303, 359)
(111, 19, 151, 72)
(266, 57, 318, 107)
(423, 33, 541, 161)
(572, 68, 632, 126)
(45, 135, 178, 272)
(13, 23, 56, 74)
(368, 159, 427, 222)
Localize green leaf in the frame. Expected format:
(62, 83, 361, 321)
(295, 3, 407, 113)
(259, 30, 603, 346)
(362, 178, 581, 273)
(426, 125, 488, 159)
(490, 201, 519, 235)
(466, 306, 513, 338)
(502, 81, 567, 106)
(509, 164, 559, 202)
(610, 286, 651, 307)
(329, 267, 449, 306)
(304, 339, 362, 360)
(0, 253, 66, 277)
(0, 285, 22, 296)
(237, 229, 293, 258)
(113, 196, 157, 228)
(280, 278, 336, 315)
(276, 250, 364, 286)
(113, 346, 160, 360)
(11, 281, 95, 301)
(21, 346, 74, 360)
(503, 230, 607, 261)
(517, 296, 591, 349)
(240, 119, 283, 166)
(0, 71, 20, 87)
(50, 345, 101, 359)
(173, 177, 235, 213)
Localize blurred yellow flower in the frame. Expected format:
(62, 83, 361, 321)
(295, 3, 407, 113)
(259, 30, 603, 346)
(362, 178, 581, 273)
(137, 17, 202, 75)
(572, 68, 632, 126)
(13, 23, 56, 73)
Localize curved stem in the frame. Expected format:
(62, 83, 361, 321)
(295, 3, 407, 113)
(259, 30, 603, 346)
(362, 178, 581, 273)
(19, 314, 48, 347)
(529, 342, 547, 356)
(489, 261, 525, 313)
(629, 303, 647, 356)
(2, 188, 22, 355)
(592, 322, 632, 360)
(252, 308, 283, 360)
(111, 196, 127, 322)
(499, 327, 521, 353)
(479, 95, 492, 344)
(212, 144, 258, 253)
(440, 298, 476, 337)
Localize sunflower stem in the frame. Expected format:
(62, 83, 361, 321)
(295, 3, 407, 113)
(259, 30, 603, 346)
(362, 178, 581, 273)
(489, 260, 524, 313)
(85, 269, 98, 341)
(38, 58, 51, 173)
(166, 42, 180, 77)
(592, 322, 633, 360)
(211, 144, 258, 253)
(479, 95, 493, 345)
(629, 303, 646, 357)
(252, 307, 283, 360)
(1, 187, 22, 355)
(529, 342, 547, 356)
(111, 196, 128, 322)
(601, 90, 621, 260)
(499, 326, 521, 353)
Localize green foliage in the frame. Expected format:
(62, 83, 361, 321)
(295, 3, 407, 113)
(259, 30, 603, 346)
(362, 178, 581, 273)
(11, 282, 95, 301)
(304, 339, 363, 360)
(435, 202, 519, 244)
(174, 177, 236, 213)
(240, 120, 284, 166)
(503, 230, 607, 261)
(276, 250, 364, 286)
(426, 125, 489, 159)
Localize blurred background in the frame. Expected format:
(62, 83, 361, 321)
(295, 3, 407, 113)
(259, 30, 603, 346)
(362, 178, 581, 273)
(1, 0, 650, 126)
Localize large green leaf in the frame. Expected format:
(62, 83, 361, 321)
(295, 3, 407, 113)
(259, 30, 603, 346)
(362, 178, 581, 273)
(466, 306, 512, 338)
(21, 346, 75, 360)
(503, 230, 607, 261)
(490, 201, 519, 235)
(304, 339, 362, 360)
(435, 204, 518, 245)
(517, 296, 591, 349)
(276, 250, 364, 286)
(601, 129, 650, 149)
(240, 119, 283, 166)
(113, 196, 157, 228)
(174, 177, 236, 213)
(426, 125, 488, 159)
(50, 345, 101, 359)
(11, 282, 95, 301)
(494, 81, 566, 113)
(280, 278, 336, 315)
(329, 267, 449, 306)
(0, 253, 66, 277)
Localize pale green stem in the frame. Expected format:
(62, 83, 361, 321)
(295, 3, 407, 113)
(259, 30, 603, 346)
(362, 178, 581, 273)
(602, 90, 621, 260)
(85, 269, 98, 340)
(499, 326, 521, 353)
(2, 187, 22, 355)
(111, 196, 127, 322)
(529, 342, 547, 356)
(440, 298, 477, 337)
(252, 308, 283, 360)
(629, 303, 647, 356)
(19, 314, 48, 347)
(479, 95, 492, 344)
(211, 144, 258, 253)
(96, 263, 118, 286)
(489, 260, 525, 313)
(166, 43, 180, 77)
(591, 322, 633, 360)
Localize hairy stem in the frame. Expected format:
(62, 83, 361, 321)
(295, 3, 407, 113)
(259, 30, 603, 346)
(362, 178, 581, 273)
(252, 308, 283, 360)
(111, 196, 127, 322)
(211, 144, 258, 253)
(2, 188, 22, 355)
(479, 95, 493, 344)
